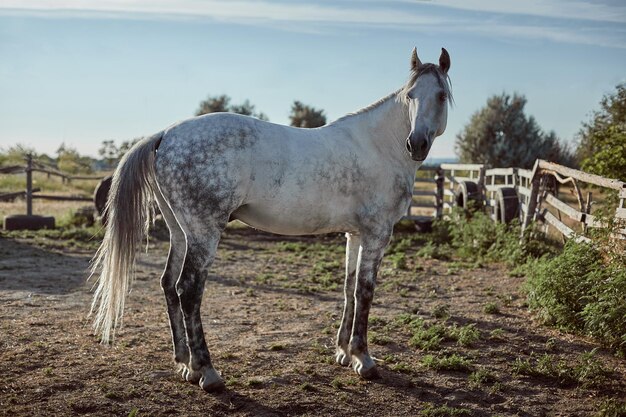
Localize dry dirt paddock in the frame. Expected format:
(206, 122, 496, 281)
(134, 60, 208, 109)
(0, 227, 624, 417)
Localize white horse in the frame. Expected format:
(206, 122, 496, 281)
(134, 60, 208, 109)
(91, 47, 452, 392)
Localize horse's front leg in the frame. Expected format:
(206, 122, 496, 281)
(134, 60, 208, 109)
(336, 232, 361, 366)
(349, 230, 391, 379)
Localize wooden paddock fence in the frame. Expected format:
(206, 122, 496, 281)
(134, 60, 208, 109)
(405, 159, 626, 241)
(0, 155, 105, 216)
(2, 155, 624, 241)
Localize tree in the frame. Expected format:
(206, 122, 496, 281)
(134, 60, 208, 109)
(455, 93, 575, 169)
(98, 138, 142, 169)
(56, 143, 92, 174)
(577, 84, 626, 180)
(195, 94, 268, 120)
(98, 140, 118, 168)
(289, 101, 326, 128)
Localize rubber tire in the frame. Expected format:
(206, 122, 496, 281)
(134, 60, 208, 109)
(454, 181, 481, 211)
(493, 187, 519, 224)
(93, 175, 113, 223)
(4, 215, 55, 231)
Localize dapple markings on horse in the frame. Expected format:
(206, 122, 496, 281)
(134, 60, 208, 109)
(91, 48, 452, 392)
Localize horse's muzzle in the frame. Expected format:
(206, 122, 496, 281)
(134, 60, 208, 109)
(406, 134, 430, 161)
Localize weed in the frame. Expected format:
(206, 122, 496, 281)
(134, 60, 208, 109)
(42, 367, 54, 376)
(418, 403, 471, 416)
(389, 362, 413, 374)
(299, 382, 316, 392)
(387, 252, 408, 269)
(369, 331, 392, 346)
(545, 338, 558, 351)
(512, 350, 609, 388)
(594, 398, 626, 417)
(483, 302, 500, 315)
(410, 323, 446, 351)
(525, 240, 626, 355)
(128, 408, 139, 417)
(468, 368, 496, 387)
(246, 378, 263, 387)
(330, 377, 343, 389)
(421, 354, 473, 372)
(489, 328, 505, 340)
(452, 324, 481, 347)
(368, 316, 387, 327)
(432, 304, 450, 319)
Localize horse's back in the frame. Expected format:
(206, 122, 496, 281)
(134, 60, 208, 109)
(153, 112, 407, 235)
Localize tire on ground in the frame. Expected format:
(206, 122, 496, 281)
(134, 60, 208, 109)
(454, 180, 481, 211)
(494, 187, 519, 224)
(4, 215, 55, 231)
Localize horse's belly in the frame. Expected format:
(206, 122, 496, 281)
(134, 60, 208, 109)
(231, 203, 357, 236)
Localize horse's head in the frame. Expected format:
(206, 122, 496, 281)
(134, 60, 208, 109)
(402, 47, 452, 162)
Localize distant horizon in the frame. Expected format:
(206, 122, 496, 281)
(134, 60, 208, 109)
(1, 1, 624, 159)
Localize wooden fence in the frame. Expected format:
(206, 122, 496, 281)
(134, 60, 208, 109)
(3, 155, 624, 241)
(0, 155, 104, 215)
(405, 159, 626, 241)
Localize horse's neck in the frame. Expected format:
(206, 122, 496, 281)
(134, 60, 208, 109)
(331, 92, 413, 165)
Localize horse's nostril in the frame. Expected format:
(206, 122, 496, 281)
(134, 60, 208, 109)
(406, 139, 412, 154)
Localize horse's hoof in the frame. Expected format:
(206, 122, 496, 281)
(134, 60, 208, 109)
(358, 365, 381, 380)
(335, 350, 351, 367)
(186, 369, 202, 384)
(199, 368, 225, 392)
(351, 354, 380, 380)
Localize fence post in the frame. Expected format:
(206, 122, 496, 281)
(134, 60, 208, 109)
(521, 177, 541, 239)
(435, 167, 444, 220)
(25, 154, 33, 216)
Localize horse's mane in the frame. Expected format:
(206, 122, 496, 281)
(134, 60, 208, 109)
(332, 62, 454, 125)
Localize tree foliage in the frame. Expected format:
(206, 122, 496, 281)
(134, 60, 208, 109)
(577, 84, 626, 180)
(195, 94, 268, 120)
(97, 138, 141, 169)
(56, 143, 93, 174)
(455, 93, 575, 169)
(289, 101, 327, 128)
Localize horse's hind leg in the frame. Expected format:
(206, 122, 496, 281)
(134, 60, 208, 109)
(336, 232, 361, 366)
(176, 224, 225, 392)
(154, 190, 189, 375)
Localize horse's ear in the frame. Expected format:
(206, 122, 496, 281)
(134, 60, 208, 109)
(439, 47, 450, 74)
(411, 47, 422, 71)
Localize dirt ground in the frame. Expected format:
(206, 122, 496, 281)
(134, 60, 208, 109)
(0, 227, 624, 417)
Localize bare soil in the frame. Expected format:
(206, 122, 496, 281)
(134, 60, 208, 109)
(0, 228, 624, 417)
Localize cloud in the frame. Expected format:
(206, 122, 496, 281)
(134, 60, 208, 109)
(406, 0, 626, 24)
(0, 0, 449, 26)
(1, 0, 624, 48)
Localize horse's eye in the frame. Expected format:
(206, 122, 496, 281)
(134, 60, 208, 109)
(439, 92, 447, 102)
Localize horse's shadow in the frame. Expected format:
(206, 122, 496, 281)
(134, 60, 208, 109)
(0, 237, 91, 296)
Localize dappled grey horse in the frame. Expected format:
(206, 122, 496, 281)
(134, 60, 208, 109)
(91, 48, 453, 392)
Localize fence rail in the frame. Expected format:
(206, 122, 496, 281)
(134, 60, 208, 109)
(0, 155, 104, 216)
(404, 159, 625, 242)
(3, 155, 624, 241)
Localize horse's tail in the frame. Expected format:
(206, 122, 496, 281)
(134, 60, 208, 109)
(90, 132, 163, 343)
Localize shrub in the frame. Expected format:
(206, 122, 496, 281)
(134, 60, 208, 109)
(525, 240, 626, 355)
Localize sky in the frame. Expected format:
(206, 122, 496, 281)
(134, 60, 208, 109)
(0, 0, 625, 160)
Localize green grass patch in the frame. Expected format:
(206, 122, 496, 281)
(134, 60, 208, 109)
(421, 353, 473, 372)
(594, 398, 626, 417)
(512, 350, 610, 388)
(418, 403, 472, 417)
(483, 302, 500, 315)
